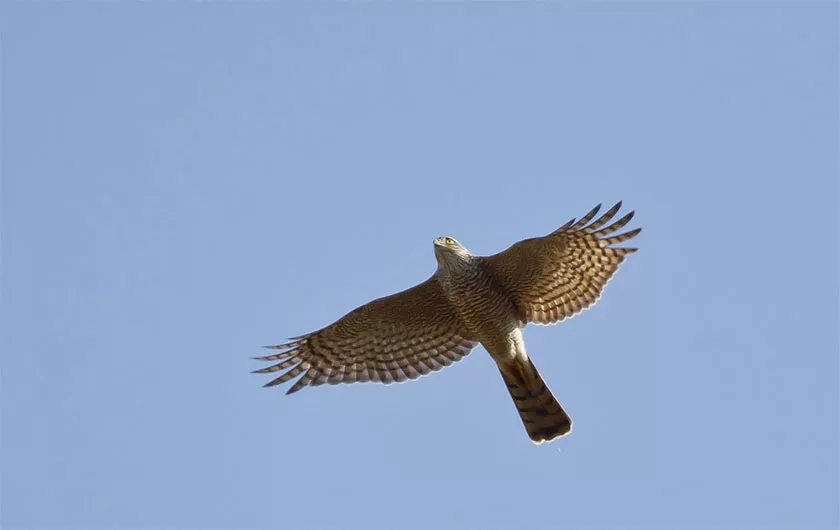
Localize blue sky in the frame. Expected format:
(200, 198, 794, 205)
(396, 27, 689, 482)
(2, 2, 837, 529)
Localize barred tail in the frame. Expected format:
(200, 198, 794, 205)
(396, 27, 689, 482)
(500, 357, 572, 444)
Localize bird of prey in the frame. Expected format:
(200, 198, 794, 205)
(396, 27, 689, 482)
(254, 202, 641, 444)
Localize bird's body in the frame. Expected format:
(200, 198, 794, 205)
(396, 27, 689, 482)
(433, 239, 574, 440)
(255, 203, 641, 444)
(434, 250, 522, 360)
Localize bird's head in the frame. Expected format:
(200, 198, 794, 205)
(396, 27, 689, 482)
(433, 236, 473, 269)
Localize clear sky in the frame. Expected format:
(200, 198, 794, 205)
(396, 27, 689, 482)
(1, 2, 837, 530)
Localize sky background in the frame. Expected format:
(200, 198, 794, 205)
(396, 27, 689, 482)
(1, 2, 837, 530)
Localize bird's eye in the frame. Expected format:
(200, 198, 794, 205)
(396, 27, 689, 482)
(445, 238, 455, 245)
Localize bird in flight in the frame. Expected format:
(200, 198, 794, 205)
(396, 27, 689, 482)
(254, 202, 641, 444)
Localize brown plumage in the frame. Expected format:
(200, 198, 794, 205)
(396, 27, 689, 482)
(254, 202, 641, 444)
(499, 357, 572, 443)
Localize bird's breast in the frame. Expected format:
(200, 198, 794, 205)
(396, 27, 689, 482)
(439, 267, 521, 343)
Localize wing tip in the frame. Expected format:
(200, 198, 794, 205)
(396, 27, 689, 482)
(624, 227, 643, 239)
(285, 383, 305, 395)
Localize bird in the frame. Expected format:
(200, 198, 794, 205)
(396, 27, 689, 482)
(254, 202, 641, 444)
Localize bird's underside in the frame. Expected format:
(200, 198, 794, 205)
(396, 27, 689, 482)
(254, 202, 641, 444)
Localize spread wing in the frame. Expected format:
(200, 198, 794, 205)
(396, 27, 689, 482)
(253, 277, 478, 394)
(481, 202, 641, 325)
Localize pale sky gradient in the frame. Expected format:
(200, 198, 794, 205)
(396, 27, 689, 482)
(2, 3, 838, 530)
